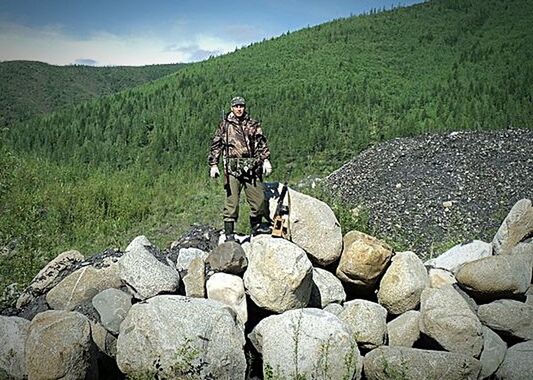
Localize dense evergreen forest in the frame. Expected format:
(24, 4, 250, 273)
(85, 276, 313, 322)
(0, 61, 187, 127)
(1, 0, 532, 296)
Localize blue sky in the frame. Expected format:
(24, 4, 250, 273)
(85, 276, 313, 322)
(0, 0, 424, 66)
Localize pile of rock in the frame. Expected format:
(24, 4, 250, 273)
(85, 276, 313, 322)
(0, 187, 531, 380)
(324, 129, 533, 257)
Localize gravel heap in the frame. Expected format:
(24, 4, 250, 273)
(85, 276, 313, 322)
(164, 223, 220, 264)
(324, 129, 533, 258)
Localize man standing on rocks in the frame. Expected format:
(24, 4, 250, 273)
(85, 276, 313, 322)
(208, 96, 272, 241)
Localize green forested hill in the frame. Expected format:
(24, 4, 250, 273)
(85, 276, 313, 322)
(1, 0, 532, 295)
(7, 0, 533, 173)
(0, 61, 187, 127)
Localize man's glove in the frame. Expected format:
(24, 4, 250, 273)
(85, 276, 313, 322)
(210, 165, 220, 178)
(262, 159, 272, 177)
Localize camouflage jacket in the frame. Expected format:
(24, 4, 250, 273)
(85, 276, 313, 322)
(208, 112, 270, 167)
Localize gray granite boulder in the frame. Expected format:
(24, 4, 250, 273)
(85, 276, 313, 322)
(118, 235, 180, 300)
(493, 198, 533, 255)
(456, 254, 532, 300)
(46, 257, 122, 310)
(90, 320, 117, 358)
(176, 247, 209, 273)
(455, 285, 479, 314)
(243, 235, 313, 313)
(324, 302, 344, 316)
(478, 299, 533, 341)
(182, 256, 206, 298)
(336, 230, 393, 288)
(495, 340, 533, 380)
(378, 251, 428, 315)
(0, 316, 30, 380)
(16, 250, 84, 309)
(206, 241, 247, 275)
(25, 310, 97, 380)
(309, 267, 346, 308)
(479, 326, 507, 379)
(249, 308, 362, 380)
(428, 267, 456, 288)
(511, 240, 533, 256)
(339, 299, 387, 350)
(268, 184, 342, 265)
(419, 285, 483, 357)
(387, 310, 420, 348)
(116, 295, 246, 380)
(425, 240, 492, 274)
(92, 288, 132, 335)
(206, 273, 247, 325)
(363, 346, 481, 380)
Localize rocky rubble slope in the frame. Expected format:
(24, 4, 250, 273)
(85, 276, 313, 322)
(325, 129, 533, 258)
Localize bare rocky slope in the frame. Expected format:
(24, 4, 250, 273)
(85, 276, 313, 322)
(324, 128, 533, 258)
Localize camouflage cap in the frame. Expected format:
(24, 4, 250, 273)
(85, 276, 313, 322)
(230, 96, 246, 107)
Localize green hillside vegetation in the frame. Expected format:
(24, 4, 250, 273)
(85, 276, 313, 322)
(1, 0, 532, 296)
(0, 60, 187, 127)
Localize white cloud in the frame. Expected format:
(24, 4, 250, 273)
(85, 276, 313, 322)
(0, 21, 241, 66)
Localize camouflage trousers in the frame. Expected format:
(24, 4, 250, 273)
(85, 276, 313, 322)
(223, 174, 267, 222)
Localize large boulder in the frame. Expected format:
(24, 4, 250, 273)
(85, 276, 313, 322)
(175, 247, 209, 273)
(206, 273, 247, 325)
(363, 346, 481, 380)
(249, 308, 362, 380)
(495, 341, 533, 380)
(479, 326, 507, 380)
(243, 235, 313, 313)
(309, 267, 346, 308)
(377, 251, 428, 315)
(324, 302, 344, 316)
(268, 184, 342, 265)
(116, 295, 246, 379)
(478, 299, 533, 341)
(336, 230, 393, 288)
(339, 299, 387, 350)
(16, 250, 84, 309)
(0, 316, 30, 380)
(455, 285, 479, 314)
(387, 310, 420, 348)
(25, 310, 97, 380)
(511, 240, 533, 256)
(428, 267, 456, 288)
(46, 257, 122, 310)
(182, 256, 206, 298)
(90, 320, 117, 358)
(493, 198, 533, 255)
(419, 285, 483, 357)
(92, 288, 132, 335)
(118, 235, 180, 300)
(425, 240, 492, 274)
(205, 241, 247, 275)
(455, 254, 532, 300)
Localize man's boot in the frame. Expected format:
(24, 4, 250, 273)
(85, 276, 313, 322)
(250, 216, 271, 236)
(224, 221, 235, 242)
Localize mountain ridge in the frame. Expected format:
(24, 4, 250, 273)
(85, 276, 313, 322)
(0, 60, 187, 127)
